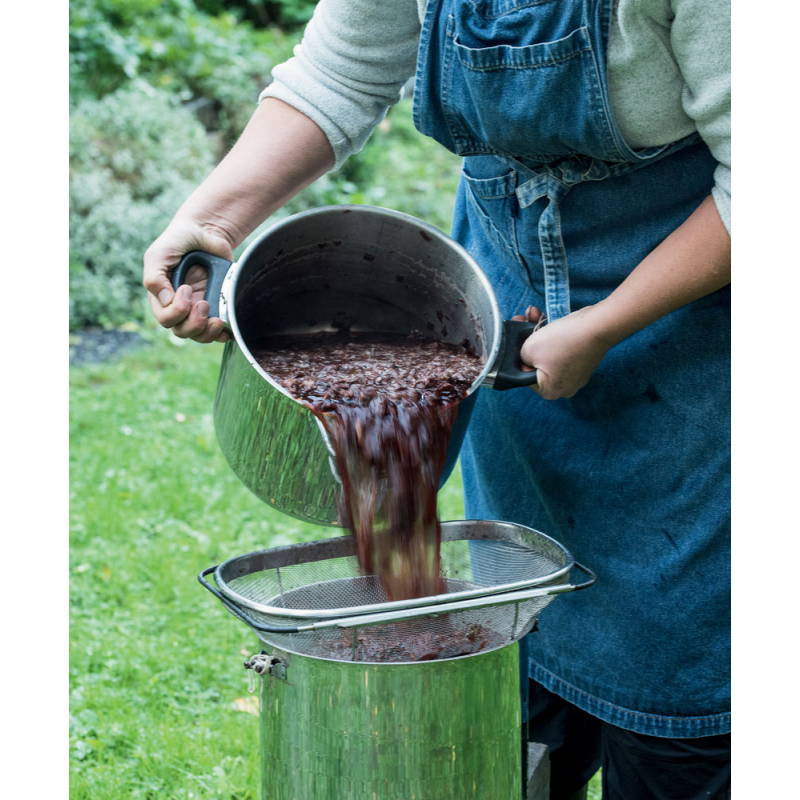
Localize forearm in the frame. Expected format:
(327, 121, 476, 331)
(144, 98, 334, 343)
(174, 98, 335, 247)
(519, 195, 730, 399)
(590, 195, 731, 346)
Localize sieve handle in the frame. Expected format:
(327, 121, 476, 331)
(311, 561, 597, 631)
(198, 567, 304, 634)
(198, 561, 596, 634)
(560, 560, 596, 592)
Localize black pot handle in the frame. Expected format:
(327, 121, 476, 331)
(170, 251, 232, 320)
(492, 319, 539, 391)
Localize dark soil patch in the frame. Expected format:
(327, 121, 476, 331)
(70, 329, 148, 367)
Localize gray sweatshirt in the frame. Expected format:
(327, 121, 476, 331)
(261, 0, 731, 232)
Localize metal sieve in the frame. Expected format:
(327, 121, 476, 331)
(199, 520, 595, 663)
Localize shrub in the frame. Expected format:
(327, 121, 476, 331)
(69, 0, 298, 147)
(68, 0, 462, 331)
(68, 87, 461, 331)
(330, 100, 461, 235)
(69, 82, 217, 330)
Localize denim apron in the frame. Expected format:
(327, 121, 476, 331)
(413, 0, 730, 737)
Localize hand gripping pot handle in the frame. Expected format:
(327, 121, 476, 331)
(170, 250, 233, 320)
(491, 319, 540, 391)
(197, 562, 596, 635)
(168, 250, 537, 389)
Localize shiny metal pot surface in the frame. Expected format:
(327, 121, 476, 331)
(247, 640, 522, 800)
(172, 205, 538, 526)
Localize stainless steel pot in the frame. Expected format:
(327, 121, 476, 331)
(171, 205, 539, 526)
(204, 518, 597, 799)
(245, 640, 523, 800)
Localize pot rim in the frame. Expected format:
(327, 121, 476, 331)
(224, 205, 505, 401)
(257, 636, 521, 666)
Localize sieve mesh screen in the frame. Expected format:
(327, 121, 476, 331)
(209, 520, 583, 663)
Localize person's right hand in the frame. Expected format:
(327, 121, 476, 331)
(143, 218, 234, 343)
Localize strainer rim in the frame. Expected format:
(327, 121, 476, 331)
(213, 519, 574, 619)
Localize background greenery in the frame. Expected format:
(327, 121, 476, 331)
(69, 0, 462, 331)
(69, 1, 601, 796)
(70, 333, 469, 798)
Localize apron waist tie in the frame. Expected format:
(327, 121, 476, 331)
(508, 156, 615, 322)
(516, 173, 573, 322)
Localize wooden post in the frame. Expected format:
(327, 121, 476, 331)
(527, 742, 550, 800)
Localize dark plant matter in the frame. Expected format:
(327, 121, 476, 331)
(253, 330, 483, 602)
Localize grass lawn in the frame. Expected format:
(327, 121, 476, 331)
(69, 328, 600, 798)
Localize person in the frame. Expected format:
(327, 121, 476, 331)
(144, 1, 731, 797)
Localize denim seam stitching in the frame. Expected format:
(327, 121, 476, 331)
(441, 15, 463, 155)
(410, 0, 438, 134)
(465, 185, 516, 252)
(584, 3, 628, 161)
(465, 181, 528, 271)
(458, 46, 591, 71)
(456, 145, 588, 161)
(469, 0, 558, 21)
(532, 663, 731, 723)
(462, 169, 516, 198)
(467, 185, 516, 198)
(549, 194, 571, 317)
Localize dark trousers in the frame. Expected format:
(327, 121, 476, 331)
(525, 678, 731, 800)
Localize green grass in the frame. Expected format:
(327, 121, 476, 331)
(70, 328, 600, 797)
(69, 329, 466, 798)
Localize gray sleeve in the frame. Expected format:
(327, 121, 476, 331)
(259, 0, 421, 170)
(671, 0, 731, 233)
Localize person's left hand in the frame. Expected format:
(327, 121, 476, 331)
(513, 305, 612, 400)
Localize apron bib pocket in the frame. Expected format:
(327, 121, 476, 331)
(443, 7, 617, 159)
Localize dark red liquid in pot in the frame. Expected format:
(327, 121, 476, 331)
(252, 331, 484, 602)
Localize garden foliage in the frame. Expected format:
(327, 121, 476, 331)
(69, 83, 216, 329)
(69, 0, 461, 331)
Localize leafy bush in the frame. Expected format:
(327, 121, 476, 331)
(69, 82, 217, 329)
(68, 85, 461, 332)
(68, 1, 462, 331)
(194, 0, 316, 28)
(332, 99, 461, 234)
(69, 0, 298, 147)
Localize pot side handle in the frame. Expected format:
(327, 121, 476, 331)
(490, 319, 539, 391)
(170, 250, 233, 320)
